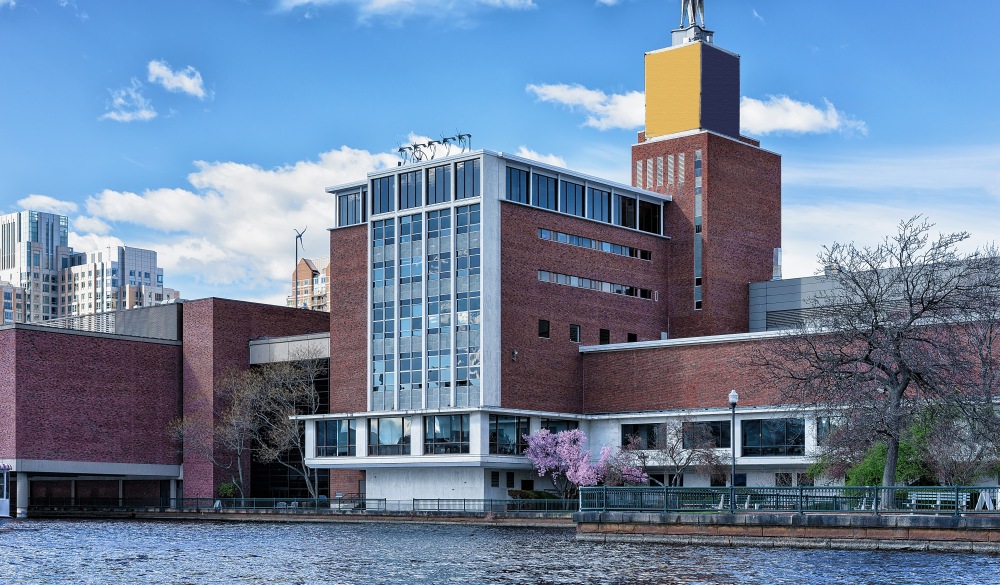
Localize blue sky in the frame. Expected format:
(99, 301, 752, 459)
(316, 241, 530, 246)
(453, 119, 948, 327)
(2, 0, 999, 305)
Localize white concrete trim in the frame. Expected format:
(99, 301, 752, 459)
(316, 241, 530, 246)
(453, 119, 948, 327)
(1, 459, 181, 478)
(579, 329, 791, 353)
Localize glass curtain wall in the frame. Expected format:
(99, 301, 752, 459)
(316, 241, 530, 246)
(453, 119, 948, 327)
(455, 204, 482, 407)
(371, 219, 396, 411)
(397, 214, 424, 410)
(425, 209, 453, 408)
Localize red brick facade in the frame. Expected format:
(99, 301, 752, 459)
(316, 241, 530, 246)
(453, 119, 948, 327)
(180, 298, 330, 498)
(581, 336, 782, 413)
(329, 225, 369, 413)
(0, 327, 182, 465)
(632, 132, 781, 338)
(499, 202, 672, 412)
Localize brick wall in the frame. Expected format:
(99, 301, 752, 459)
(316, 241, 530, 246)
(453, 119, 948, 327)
(632, 132, 780, 339)
(581, 336, 782, 414)
(6, 327, 182, 465)
(181, 298, 331, 499)
(0, 330, 16, 459)
(328, 225, 369, 413)
(500, 202, 671, 412)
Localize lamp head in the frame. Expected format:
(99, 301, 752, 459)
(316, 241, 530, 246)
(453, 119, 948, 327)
(728, 389, 739, 407)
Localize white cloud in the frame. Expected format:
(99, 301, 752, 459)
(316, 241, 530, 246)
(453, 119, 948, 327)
(514, 146, 566, 167)
(147, 60, 208, 100)
(81, 146, 398, 293)
(15, 194, 78, 215)
(99, 78, 156, 122)
(68, 232, 124, 255)
(526, 82, 867, 137)
(0, 1, 15, 9)
(741, 95, 867, 136)
(72, 216, 111, 235)
(752, 8, 764, 24)
(596, 0, 621, 5)
(276, 0, 535, 21)
(526, 83, 644, 131)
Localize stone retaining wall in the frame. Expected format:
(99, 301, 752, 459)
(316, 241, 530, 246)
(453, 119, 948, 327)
(575, 511, 1000, 554)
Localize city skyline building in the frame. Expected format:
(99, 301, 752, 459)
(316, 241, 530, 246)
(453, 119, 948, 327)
(288, 257, 331, 312)
(0, 210, 179, 324)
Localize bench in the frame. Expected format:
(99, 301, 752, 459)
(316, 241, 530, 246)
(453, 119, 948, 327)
(910, 491, 970, 512)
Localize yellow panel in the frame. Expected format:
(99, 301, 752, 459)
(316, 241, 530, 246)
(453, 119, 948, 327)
(645, 43, 702, 139)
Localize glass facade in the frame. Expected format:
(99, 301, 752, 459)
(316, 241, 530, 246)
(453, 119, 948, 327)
(397, 214, 424, 409)
(454, 204, 481, 407)
(425, 209, 453, 408)
(506, 167, 529, 204)
(489, 415, 529, 455)
(399, 171, 422, 210)
(317, 419, 357, 456)
(427, 164, 451, 205)
(371, 219, 396, 411)
(372, 176, 395, 215)
(561, 181, 585, 217)
(681, 420, 730, 449)
(587, 187, 611, 223)
(424, 414, 471, 454)
(338, 191, 365, 227)
(533, 174, 557, 211)
(456, 159, 480, 200)
(369, 417, 411, 455)
(742, 418, 805, 456)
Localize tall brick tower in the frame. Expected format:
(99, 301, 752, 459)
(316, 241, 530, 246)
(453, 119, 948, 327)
(633, 3, 781, 338)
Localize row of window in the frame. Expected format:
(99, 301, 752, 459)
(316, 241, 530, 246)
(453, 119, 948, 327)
(506, 166, 663, 235)
(316, 415, 578, 457)
(537, 229, 652, 261)
(622, 418, 807, 457)
(538, 319, 638, 345)
(368, 160, 482, 217)
(538, 270, 656, 301)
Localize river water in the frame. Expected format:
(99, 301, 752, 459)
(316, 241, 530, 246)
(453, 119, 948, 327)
(1, 519, 998, 584)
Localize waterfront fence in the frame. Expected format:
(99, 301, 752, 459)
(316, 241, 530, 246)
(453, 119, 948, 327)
(578, 485, 1000, 516)
(26, 496, 576, 516)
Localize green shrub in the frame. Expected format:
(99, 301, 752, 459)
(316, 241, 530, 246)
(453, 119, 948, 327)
(217, 482, 238, 498)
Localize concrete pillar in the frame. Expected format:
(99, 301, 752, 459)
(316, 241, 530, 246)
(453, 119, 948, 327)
(16, 472, 28, 518)
(169, 480, 178, 508)
(71, 480, 76, 506)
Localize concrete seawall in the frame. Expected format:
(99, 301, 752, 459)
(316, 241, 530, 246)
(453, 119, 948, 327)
(574, 512, 1000, 554)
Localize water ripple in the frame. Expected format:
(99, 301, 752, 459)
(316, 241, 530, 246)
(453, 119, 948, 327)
(1, 520, 998, 584)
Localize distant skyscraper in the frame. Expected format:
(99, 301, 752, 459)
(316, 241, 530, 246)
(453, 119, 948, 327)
(0, 210, 179, 323)
(288, 257, 330, 312)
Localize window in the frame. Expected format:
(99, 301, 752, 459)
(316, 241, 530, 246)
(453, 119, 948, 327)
(506, 167, 529, 204)
(682, 421, 731, 449)
(427, 165, 451, 205)
(368, 417, 412, 456)
(399, 170, 422, 210)
(587, 188, 611, 223)
(506, 472, 516, 489)
(742, 418, 805, 456)
(456, 159, 480, 200)
(621, 423, 660, 449)
(569, 323, 581, 343)
(316, 419, 356, 457)
(489, 415, 530, 455)
(491, 471, 500, 488)
(638, 200, 662, 235)
(627, 333, 638, 343)
(775, 473, 793, 487)
(616, 194, 637, 229)
(537, 228, 651, 261)
(541, 419, 578, 434)
(599, 328, 610, 345)
(538, 319, 550, 339)
(538, 270, 656, 301)
(372, 176, 395, 215)
(338, 191, 364, 227)
(816, 416, 840, 445)
(533, 174, 557, 211)
(561, 181, 585, 217)
(424, 414, 470, 454)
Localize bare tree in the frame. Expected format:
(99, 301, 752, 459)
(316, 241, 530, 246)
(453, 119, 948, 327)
(170, 348, 329, 500)
(625, 419, 726, 486)
(757, 217, 1000, 496)
(170, 367, 261, 499)
(248, 348, 329, 499)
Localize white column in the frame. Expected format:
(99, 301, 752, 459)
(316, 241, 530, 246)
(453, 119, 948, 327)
(169, 480, 178, 508)
(16, 472, 28, 518)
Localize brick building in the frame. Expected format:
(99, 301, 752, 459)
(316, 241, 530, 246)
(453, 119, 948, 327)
(266, 17, 814, 500)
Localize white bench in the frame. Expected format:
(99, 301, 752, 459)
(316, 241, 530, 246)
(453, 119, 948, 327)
(910, 491, 970, 512)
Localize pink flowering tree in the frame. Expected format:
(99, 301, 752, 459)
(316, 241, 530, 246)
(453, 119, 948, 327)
(523, 429, 648, 499)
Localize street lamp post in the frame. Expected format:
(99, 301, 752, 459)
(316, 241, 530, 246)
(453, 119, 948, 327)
(729, 389, 739, 514)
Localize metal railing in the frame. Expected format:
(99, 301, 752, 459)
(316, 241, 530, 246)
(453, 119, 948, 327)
(25, 496, 576, 515)
(579, 485, 1000, 516)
